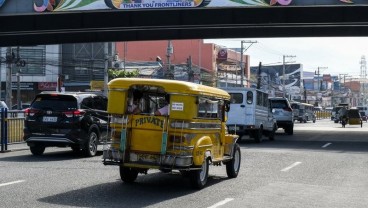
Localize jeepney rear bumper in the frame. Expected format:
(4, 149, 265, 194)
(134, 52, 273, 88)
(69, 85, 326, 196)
(102, 149, 194, 169)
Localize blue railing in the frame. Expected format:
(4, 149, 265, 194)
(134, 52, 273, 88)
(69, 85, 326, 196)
(0, 108, 25, 152)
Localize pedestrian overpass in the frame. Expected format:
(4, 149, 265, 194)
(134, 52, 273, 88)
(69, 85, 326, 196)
(1, 1, 368, 47)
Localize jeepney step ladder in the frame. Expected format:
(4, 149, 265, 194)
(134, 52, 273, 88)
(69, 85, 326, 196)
(160, 118, 169, 155)
(103, 114, 112, 160)
(120, 115, 128, 153)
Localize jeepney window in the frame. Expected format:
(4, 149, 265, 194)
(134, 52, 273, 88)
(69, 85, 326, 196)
(246, 91, 253, 104)
(230, 93, 243, 104)
(126, 85, 168, 115)
(198, 97, 220, 119)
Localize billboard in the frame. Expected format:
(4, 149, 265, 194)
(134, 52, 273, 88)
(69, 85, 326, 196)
(250, 63, 302, 96)
(0, 0, 365, 14)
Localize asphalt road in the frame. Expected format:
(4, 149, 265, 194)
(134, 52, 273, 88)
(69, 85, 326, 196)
(1, 119, 368, 208)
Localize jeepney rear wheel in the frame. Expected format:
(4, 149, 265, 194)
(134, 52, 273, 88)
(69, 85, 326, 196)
(190, 158, 209, 189)
(120, 166, 138, 183)
(226, 143, 241, 178)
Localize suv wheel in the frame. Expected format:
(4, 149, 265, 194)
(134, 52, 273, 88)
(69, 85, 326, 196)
(30, 145, 45, 156)
(84, 131, 98, 157)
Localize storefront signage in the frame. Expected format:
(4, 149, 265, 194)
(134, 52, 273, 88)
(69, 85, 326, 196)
(11, 82, 35, 90)
(38, 82, 57, 90)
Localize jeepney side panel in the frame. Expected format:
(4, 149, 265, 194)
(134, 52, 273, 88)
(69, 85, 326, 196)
(192, 136, 213, 166)
(108, 90, 128, 114)
(169, 94, 196, 120)
(129, 115, 166, 152)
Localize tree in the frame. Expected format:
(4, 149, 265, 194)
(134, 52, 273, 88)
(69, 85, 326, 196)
(108, 69, 139, 80)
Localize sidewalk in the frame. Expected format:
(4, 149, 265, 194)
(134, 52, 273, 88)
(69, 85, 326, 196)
(0, 142, 29, 153)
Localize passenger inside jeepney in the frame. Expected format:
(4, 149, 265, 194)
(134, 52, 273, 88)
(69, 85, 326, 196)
(127, 90, 143, 114)
(155, 94, 170, 116)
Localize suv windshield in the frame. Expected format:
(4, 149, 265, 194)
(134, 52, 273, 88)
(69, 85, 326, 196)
(31, 95, 77, 111)
(270, 100, 288, 108)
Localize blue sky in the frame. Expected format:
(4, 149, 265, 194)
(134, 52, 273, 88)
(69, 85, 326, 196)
(204, 37, 368, 78)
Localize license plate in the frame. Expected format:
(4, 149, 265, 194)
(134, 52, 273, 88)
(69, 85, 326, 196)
(43, 116, 57, 122)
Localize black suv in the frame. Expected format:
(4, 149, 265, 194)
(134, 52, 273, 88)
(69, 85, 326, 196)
(23, 92, 109, 157)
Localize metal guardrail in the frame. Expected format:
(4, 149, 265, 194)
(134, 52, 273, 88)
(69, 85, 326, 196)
(315, 111, 332, 120)
(1, 109, 25, 152)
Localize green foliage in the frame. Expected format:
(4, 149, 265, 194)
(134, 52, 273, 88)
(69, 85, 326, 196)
(108, 69, 139, 80)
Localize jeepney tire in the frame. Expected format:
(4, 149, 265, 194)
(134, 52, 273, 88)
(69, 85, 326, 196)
(83, 131, 98, 157)
(120, 166, 138, 183)
(189, 158, 209, 189)
(254, 128, 263, 143)
(226, 143, 241, 178)
(30, 145, 45, 156)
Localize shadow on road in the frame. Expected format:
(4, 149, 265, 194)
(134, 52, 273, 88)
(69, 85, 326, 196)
(38, 172, 229, 207)
(0, 149, 103, 162)
(236, 130, 368, 153)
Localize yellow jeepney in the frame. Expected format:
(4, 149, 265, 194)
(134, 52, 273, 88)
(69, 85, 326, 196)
(103, 78, 240, 189)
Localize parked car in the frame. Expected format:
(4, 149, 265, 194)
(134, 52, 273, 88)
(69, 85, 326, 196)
(269, 97, 294, 135)
(23, 91, 109, 157)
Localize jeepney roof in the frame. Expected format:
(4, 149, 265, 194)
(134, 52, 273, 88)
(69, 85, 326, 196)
(108, 78, 230, 99)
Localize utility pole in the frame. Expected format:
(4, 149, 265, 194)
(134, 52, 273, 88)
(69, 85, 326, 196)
(5, 47, 13, 108)
(240, 40, 257, 87)
(187, 56, 193, 82)
(339, 73, 348, 92)
(104, 43, 109, 96)
(315, 66, 328, 92)
(166, 40, 173, 79)
(0, 47, 26, 108)
(315, 66, 327, 106)
(282, 55, 296, 98)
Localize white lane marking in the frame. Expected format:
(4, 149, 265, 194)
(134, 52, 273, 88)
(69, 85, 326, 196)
(281, 162, 302, 172)
(208, 198, 234, 208)
(0, 180, 25, 187)
(322, 143, 332, 148)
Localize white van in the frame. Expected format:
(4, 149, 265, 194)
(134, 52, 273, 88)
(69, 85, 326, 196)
(222, 87, 277, 143)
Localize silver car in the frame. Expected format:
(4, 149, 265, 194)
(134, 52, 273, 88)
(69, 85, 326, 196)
(269, 97, 294, 135)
